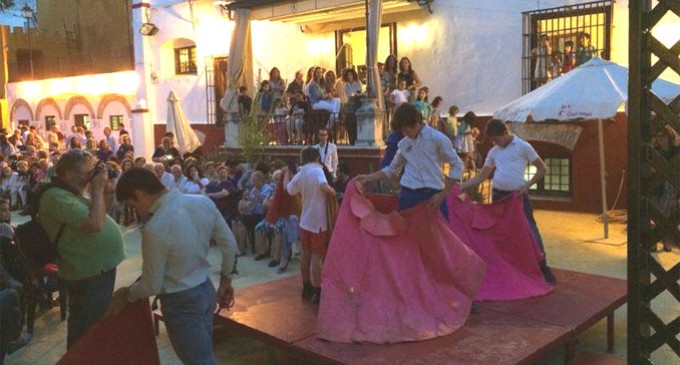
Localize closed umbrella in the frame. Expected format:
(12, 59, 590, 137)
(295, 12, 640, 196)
(494, 57, 680, 238)
(167, 91, 202, 154)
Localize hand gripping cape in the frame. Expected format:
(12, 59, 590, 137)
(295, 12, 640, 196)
(317, 181, 486, 344)
(446, 186, 553, 301)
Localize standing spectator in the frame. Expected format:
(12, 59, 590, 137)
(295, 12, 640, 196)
(331, 162, 350, 203)
(46, 125, 61, 151)
(269, 67, 286, 101)
(117, 122, 129, 137)
(226, 159, 243, 187)
(37, 149, 125, 348)
(562, 40, 576, 73)
(456, 111, 476, 163)
(0, 135, 15, 158)
(96, 140, 114, 162)
(576, 32, 597, 66)
(116, 134, 134, 161)
(8, 129, 22, 150)
(461, 119, 556, 283)
(85, 137, 98, 155)
(205, 164, 239, 226)
(444, 105, 460, 146)
(103, 127, 117, 154)
(285, 147, 336, 304)
(550, 50, 563, 78)
(381, 54, 399, 92)
(315, 127, 338, 180)
(237, 86, 252, 116)
(531, 34, 552, 86)
(110, 168, 237, 365)
(302, 66, 315, 97)
(413, 87, 431, 120)
(184, 164, 210, 195)
(258, 80, 274, 115)
(397, 57, 422, 92)
(389, 80, 411, 107)
(429, 96, 444, 129)
(243, 171, 274, 258)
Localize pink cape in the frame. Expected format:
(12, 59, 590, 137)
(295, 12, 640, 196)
(446, 186, 553, 301)
(317, 181, 486, 344)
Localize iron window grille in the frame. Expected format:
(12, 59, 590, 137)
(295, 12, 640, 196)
(109, 115, 124, 130)
(175, 46, 198, 75)
(522, 0, 614, 93)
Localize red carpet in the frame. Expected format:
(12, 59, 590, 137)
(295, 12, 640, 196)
(57, 299, 160, 365)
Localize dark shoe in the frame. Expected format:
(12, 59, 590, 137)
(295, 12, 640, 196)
(268, 260, 280, 268)
(311, 287, 321, 305)
(542, 265, 557, 284)
(302, 281, 314, 300)
(255, 254, 268, 261)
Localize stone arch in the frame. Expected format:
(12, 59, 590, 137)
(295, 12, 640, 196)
(96, 94, 132, 119)
(9, 98, 34, 122)
(64, 95, 96, 120)
(35, 97, 63, 120)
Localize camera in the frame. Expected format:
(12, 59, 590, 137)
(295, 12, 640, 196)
(89, 161, 118, 181)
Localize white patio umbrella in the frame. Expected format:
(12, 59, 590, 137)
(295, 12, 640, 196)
(494, 57, 680, 238)
(167, 91, 202, 154)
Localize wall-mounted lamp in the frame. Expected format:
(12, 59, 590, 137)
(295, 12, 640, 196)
(139, 22, 159, 36)
(407, 0, 434, 14)
(214, 0, 235, 20)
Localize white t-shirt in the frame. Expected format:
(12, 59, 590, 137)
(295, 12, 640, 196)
(484, 136, 540, 192)
(286, 163, 328, 233)
(390, 89, 410, 105)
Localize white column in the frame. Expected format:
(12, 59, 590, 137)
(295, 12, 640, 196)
(130, 0, 157, 159)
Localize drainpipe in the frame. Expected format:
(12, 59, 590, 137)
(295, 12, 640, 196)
(131, 0, 157, 159)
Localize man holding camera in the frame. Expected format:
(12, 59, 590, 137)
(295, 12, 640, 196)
(110, 168, 237, 365)
(37, 150, 125, 348)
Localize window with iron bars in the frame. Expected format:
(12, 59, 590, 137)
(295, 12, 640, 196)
(175, 46, 197, 75)
(524, 157, 571, 196)
(522, 0, 614, 93)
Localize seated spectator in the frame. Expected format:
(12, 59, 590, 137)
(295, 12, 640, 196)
(85, 137, 98, 155)
(309, 67, 341, 120)
(134, 157, 146, 168)
(168, 164, 187, 192)
(152, 137, 180, 162)
(184, 164, 210, 195)
(0, 135, 15, 158)
(0, 167, 19, 210)
(204, 161, 217, 182)
(154, 163, 174, 189)
(343, 68, 363, 100)
(232, 171, 273, 256)
(286, 70, 304, 100)
(96, 139, 114, 161)
(205, 165, 239, 224)
(116, 134, 134, 161)
(226, 160, 243, 187)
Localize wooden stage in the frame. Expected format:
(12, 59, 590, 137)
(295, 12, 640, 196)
(214, 269, 627, 365)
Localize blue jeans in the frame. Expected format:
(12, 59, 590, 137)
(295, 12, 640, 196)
(160, 279, 217, 365)
(492, 189, 548, 265)
(398, 187, 449, 221)
(0, 289, 21, 365)
(64, 268, 116, 349)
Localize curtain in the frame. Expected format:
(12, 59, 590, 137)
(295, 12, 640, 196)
(167, 91, 202, 154)
(366, 0, 384, 108)
(220, 9, 253, 120)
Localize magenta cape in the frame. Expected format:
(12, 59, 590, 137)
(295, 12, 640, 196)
(317, 181, 486, 344)
(446, 186, 553, 301)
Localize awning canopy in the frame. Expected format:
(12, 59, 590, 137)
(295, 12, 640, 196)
(228, 0, 420, 23)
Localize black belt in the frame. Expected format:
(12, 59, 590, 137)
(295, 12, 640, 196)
(402, 187, 441, 193)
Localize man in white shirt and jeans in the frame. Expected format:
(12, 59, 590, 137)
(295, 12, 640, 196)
(109, 168, 238, 365)
(315, 127, 338, 180)
(356, 103, 463, 220)
(285, 147, 336, 304)
(461, 119, 555, 283)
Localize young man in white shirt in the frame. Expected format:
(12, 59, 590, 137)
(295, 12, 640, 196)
(356, 103, 463, 220)
(285, 147, 336, 304)
(461, 119, 555, 283)
(314, 127, 338, 180)
(110, 168, 238, 365)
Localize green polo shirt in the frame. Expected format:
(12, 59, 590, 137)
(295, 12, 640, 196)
(38, 187, 125, 281)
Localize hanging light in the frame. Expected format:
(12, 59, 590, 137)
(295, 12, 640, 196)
(407, 0, 433, 14)
(139, 22, 159, 36)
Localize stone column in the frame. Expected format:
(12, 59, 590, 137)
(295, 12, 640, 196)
(130, 0, 157, 159)
(354, 97, 385, 147)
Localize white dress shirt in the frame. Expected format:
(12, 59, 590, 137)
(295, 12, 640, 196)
(484, 135, 540, 192)
(315, 142, 338, 177)
(168, 175, 187, 193)
(159, 172, 174, 191)
(286, 163, 328, 233)
(381, 124, 463, 190)
(128, 191, 238, 300)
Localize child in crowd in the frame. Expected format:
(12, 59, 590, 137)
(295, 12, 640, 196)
(389, 80, 411, 107)
(273, 99, 288, 145)
(562, 40, 575, 73)
(550, 50, 563, 78)
(429, 96, 444, 128)
(238, 86, 252, 116)
(457, 111, 477, 171)
(413, 87, 431, 120)
(258, 80, 274, 115)
(444, 105, 460, 145)
(285, 147, 336, 304)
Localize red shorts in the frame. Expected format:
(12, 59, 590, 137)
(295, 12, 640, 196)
(300, 229, 326, 256)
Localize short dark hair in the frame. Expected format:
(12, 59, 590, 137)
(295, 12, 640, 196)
(239, 86, 247, 93)
(565, 40, 574, 48)
(391, 103, 422, 131)
(301, 146, 320, 165)
(580, 32, 590, 39)
(55, 149, 92, 178)
(116, 167, 166, 202)
(337, 161, 350, 175)
(485, 119, 510, 137)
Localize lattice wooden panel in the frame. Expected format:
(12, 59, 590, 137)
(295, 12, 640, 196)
(629, 0, 680, 364)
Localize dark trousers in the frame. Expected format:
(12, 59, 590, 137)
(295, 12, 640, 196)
(159, 279, 217, 365)
(493, 189, 548, 266)
(64, 268, 116, 349)
(0, 289, 21, 365)
(398, 187, 449, 221)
